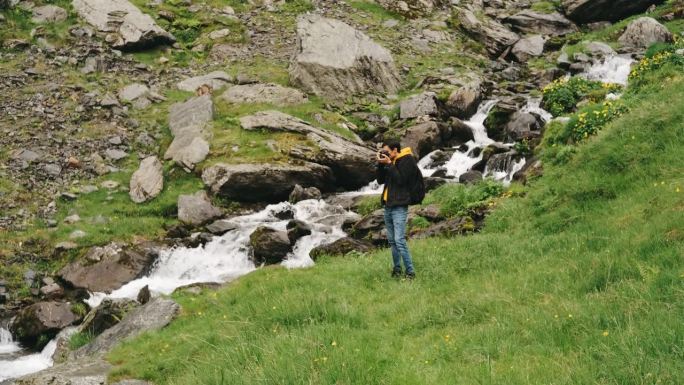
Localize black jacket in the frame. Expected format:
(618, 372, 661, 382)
(376, 149, 420, 207)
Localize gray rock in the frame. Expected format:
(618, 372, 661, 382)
(72, 0, 175, 50)
(44, 163, 62, 176)
(129, 156, 164, 203)
(221, 83, 308, 106)
(286, 220, 312, 244)
(118, 83, 149, 103)
(165, 95, 213, 169)
(31, 5, 67, 23)
(72, 297, 180, 358)
(310, 237, 374, 260)
(11, 148, 41, 163)
(202, 162, 335, 203)
(8, 357, 111, 385)
(401, 121, 446, 159)
(168, 94, 213, 136)
(176, 71, 233, 92)
(618, 17, 673, 49)
(562, 0, 663, 23)
(511, 35, 545, 62)
(104, 148, 128, 161)
(446, 81, 482, 119)
(505, 10, 578, 36)
(59, 242, 158, 293)
(70, 230, 87, 239)
(63, 214, 81, 224)
(177, 190, 222, 226)
(205, 219, 238, 235)
(78, 298, 139, 337)
(239, 111, 375, 190)
(458, 170, 483, 184)
(505, 112, 543, 141)
(289, 15, 401, 100)
(208, 28, 230, 40)
(249, 226, 292, 265)
(399, 92, 439, 119)
(289, 184, 322, 203)
(583, 41, 616, 58)
(459, 9, 519, 58)
(9, 302, 78, 348)
(377, 0, 434, 18)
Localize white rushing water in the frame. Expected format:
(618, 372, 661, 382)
(582, 55, 634, 86)
(0, 328, 56, 382)
(522, 97, 553, 123)
(86, 199, 357, 308)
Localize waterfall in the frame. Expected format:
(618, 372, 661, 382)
(86, 199, 358, 308)
(582, 55, 634, 86)
(522, 98, 553, 123)
(0, 329, 57, 382)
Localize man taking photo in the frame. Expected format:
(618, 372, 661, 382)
(376, 139, 424, 280)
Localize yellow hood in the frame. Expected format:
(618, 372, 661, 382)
(393, 147, 413, 163)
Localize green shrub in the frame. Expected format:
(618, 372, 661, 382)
(424, 180, 504, 217)
(409, 216, 431, 230)
(566, 101, 628, 142)
(629, 40, 684, 84)
(542, 77, 622, 117)
(68, 331, 94, 350)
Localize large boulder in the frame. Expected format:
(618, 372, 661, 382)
(164, 95, 213, 170)
(310, 237, 375, 260)
(289, 184, 322, 203)
(240, 111, 376, 189)
(249, 226, 292, 265)
(377, 0, 434, 18)
(446, 81, 482, 119)
(71, 297, 179, 359)
(177, 191, 222, 226)
(72, 0, 175, 50)
(289, 15, 401, 100)
(8, 357, 112, 385)
(618, 17, 673, 49)
(202, 162, 335, 203)
(505, 112, 544, 141)
(504, 10, 578, 36)
(222, 83, 308, 106)
(401, 121, 447, 159)
(458, 9, 519, 58)
(58, 242, 158, 293)
(561, 0, 665, 24)
(129, 156, 163, 203)
(78, 298, 139, 337)
(10, 302, 78, 348)
(399, 92, 440, 120)
(510, 35, 545, 62)
(286, 220, 312, 244)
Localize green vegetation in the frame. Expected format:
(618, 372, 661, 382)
(542, 77, 622, 117)
(0, 0, 77, 47)
(423, 180, 505, 218)
(68, 331, 94, 350)
(106, 47, 684, 385)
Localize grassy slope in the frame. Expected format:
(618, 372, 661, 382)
(106, 64, 684, 384)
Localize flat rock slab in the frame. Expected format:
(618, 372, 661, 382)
(129, 156, 163, 203)
(165, 95, 214, 169)
(72, 297, 180, 359)
(177, 190, 222, 226)
(8, 358, 111, 385)
(221, 83, 308, 106)
(72, 0, 175, 50)
(290, 15, 401, 100)
(177, 71, 233, 93)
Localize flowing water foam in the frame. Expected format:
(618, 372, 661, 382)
(582, 55, 634, 86)
(0, 327, 57, 382)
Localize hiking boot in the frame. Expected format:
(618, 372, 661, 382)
(405, 272, 416, 280)
(391, 267, 402, 278)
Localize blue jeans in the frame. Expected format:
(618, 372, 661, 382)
(384, 205, 415, 274)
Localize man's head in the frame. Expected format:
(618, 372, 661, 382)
(382, 139, 402, 160)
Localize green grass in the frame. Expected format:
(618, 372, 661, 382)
(106, 54, 684, 385)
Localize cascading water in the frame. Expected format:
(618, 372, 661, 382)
(86, 199, 358, 308)
(582, 55, 634, 86)
(0, 327, 58, 382)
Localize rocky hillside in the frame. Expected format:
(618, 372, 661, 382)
(1, 0, 684, 383)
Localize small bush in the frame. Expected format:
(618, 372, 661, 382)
(542, 77, 622, 117)
(424, 180, 504, 217)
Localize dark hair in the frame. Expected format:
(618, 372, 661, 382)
(382, 139, 402, 152)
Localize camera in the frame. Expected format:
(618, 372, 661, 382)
(379, 150, 391, 158)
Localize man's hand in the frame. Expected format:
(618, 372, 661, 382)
(377, 152, 392, 165)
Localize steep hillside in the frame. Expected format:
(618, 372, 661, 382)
(105, 57, 684, 384)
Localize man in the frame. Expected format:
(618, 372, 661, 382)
(376, 139, 422, 280)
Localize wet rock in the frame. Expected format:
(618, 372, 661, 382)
(137, 285, 150, 304)
(583, 41, 616, 58)
(618, 17, 673, 49)
(289, 184, 322, 203)
(59, 242, 158, 293)
(446, 81, 482, 119)
(222, 83, 308, 106)
(249, 226, 292, 265)
(9, 357, 112, 385)
(459, 170, 483, 185)
(310, 237, 375, 260)
(203, 162, 335, 203)
(511, 35, 545, 62)
(289, 15, 401, 100)
(513, 158, 544, 184)
(72, 0, 175, 50)
(286, 220, 312, 244)
(10, 301, 78, 348)
(177, 71, 233, 92)
(31, 5, 67, 23)
(78, 298, 138, 337)
(177, 190, 222, 226)
(561, 0, 663, 23)
(399, 92, 439, 119)
(351, 209, 386, 244)
(72, 297, 180, 358)
(240, 111, 375, 190)
(205, 219, 238, 235)
(129, 156, 163, 203)
(458, 9, 519, 58)
(504, 10, 578, 36)
(504, 112, 544, 141)
(39, 282, 64, 299)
